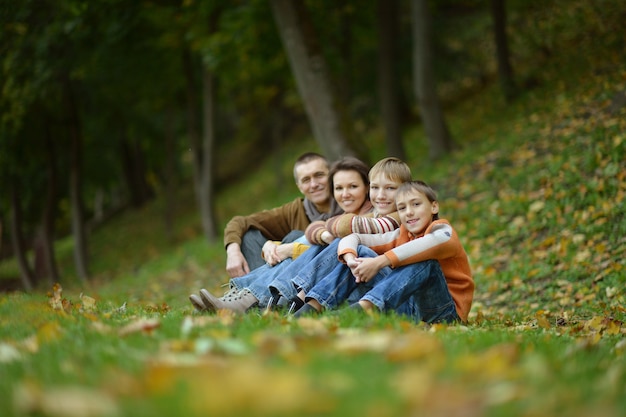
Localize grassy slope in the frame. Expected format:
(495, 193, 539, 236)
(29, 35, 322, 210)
(1, 1, 625, 416)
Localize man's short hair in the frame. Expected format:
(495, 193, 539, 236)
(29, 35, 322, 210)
(293, 152, 328, 182)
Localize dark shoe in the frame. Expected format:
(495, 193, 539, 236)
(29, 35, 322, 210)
(265, 295, 280, 312)
(199, 288, 258, 314)
(287, 297, 305, 315)
(292, 303, 320, 318)
(265, 294, 293, 313)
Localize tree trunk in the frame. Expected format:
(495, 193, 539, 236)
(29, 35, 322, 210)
(411, 0, 454, 160)
(183, 48, 202, 174)
(270, 0, 355, 161)
(36, 128, 60, 284)
(64, 76, 89, 281)
(183, 23, 218, 243)
(337, 0, 353, 108)
(163, 110, 176, 243)
(198, 64, 218, 242)
(491, 0, 516, 102)
(9, 184, 34, 291)
(377, 0, 405, 160)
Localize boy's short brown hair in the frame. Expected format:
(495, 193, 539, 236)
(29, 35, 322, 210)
(368, 157, 412, 183)
(397, 180, 439, 220)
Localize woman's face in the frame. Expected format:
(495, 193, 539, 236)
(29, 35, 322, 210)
(332, 169, 368, 213)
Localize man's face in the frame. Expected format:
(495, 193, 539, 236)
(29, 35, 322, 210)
(295, 158, 330, 206)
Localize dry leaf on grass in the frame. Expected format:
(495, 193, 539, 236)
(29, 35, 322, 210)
(386, 331, 443, 362)
(47, 283, 63, 310)
(47, 283, 71, 313)
(0, 343, 22, 363)
(144, 357, 332, 416)
(333, 329, 394, 353)
(79, 293, 97, 313)
(118, 318, 160, 336)
(13, 381, 119, 417)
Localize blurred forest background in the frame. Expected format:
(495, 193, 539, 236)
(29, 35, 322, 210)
(1, 0, 624, 290)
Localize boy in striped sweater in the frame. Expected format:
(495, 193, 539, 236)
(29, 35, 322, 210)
(295, 180, 474, 324)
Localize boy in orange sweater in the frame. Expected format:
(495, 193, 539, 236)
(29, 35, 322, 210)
(296, 180, 474, 324)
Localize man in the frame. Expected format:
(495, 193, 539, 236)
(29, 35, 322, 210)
(224, 152, 342, 277)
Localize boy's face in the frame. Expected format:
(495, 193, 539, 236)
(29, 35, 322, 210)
(395, 189, 439, 235)
(369, 174, 402, 215)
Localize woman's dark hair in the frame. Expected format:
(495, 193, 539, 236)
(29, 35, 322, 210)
(328, 156, 370, 193)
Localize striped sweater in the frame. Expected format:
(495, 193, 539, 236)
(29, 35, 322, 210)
(305, 205, 401, 245)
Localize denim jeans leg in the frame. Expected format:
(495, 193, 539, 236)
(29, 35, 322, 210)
(291, 240, 343, 294)
(305, 265, 361, 310)
(362, 259, 459, 324)
(345, 245, 388, 304)
(229, 262, 268, 291)
(244, 278, 272, 307)
(267, 243, 325, 300)
(305, 244, 390, 309)
(228, 258, 293, 306)
(237, 234, 307, 303)
(263, 255, 296, 304)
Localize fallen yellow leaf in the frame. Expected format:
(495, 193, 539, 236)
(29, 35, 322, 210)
(79, 294, 97, 313)
(118, 318, 160, 337)
(13, 381, 119, 417)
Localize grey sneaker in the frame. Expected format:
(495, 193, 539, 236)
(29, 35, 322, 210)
(189, 294, 208, 312)
(220, 286, 242, 302)
(190, 286, 239, 312)
(199, 288, 258, 314)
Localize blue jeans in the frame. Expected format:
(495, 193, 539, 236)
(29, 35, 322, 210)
(307, 248, 459, 324)
(291, 241, 372, 303)
(305, 245, 383, 309)
(289, 240, 341, 294)
(266, 243, 327, 302)
(231, 259, 294, 306)
(231, 234, 311, 306)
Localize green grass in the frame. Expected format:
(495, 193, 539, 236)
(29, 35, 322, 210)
(2, 1, 626, 416)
